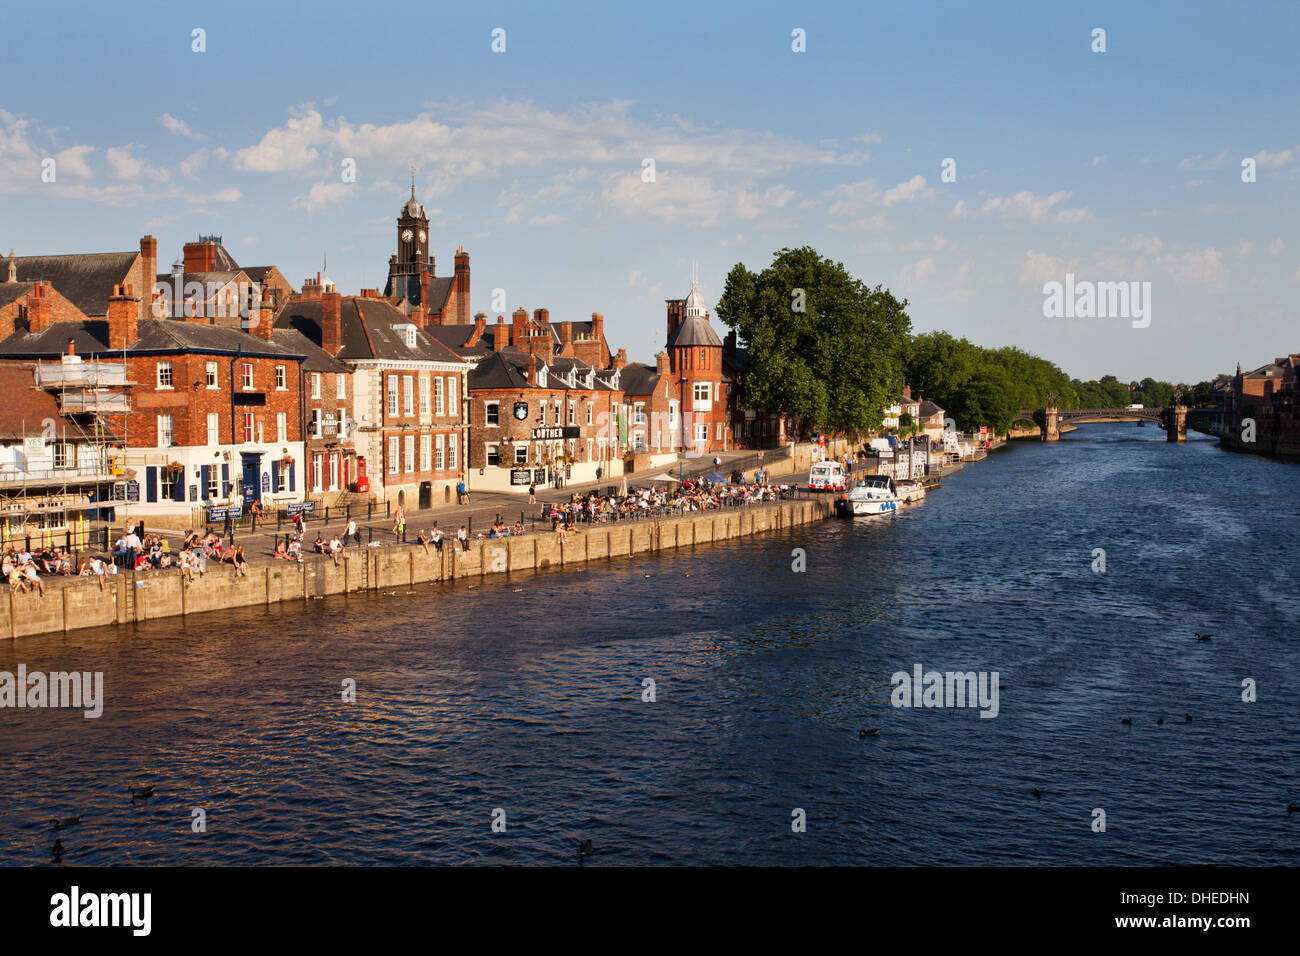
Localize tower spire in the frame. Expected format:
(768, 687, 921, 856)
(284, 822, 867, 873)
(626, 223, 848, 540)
(409, 161, 416, 197)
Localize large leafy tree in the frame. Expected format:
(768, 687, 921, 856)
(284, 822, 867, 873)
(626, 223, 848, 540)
(715, 247, 911, 439)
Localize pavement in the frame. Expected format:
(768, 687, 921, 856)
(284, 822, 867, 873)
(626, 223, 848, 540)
(193, 449, 792, 558)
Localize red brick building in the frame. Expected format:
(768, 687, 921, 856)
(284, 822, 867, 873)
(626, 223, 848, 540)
(666, 271, 728, 453)
(0, 284, 309, 522)
(275, 282, 469, 509)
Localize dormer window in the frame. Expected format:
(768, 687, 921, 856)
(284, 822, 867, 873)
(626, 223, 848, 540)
(394, 323, 418, 349)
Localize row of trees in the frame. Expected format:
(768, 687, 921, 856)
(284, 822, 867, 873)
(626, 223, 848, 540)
(714, 247, 1222, 439)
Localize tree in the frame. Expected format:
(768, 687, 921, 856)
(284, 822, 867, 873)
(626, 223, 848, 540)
(715, 247, 911, 439)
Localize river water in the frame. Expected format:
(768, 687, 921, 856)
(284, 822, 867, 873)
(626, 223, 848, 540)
(2, 423, 1297, 865)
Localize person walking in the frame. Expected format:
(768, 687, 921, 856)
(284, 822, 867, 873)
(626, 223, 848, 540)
(345, 516, 358, 547)
(456, 478, 468, 505)
(528, 482, 536, 504)
(292, 510, 305, 539)
(393, 504, 406, 543)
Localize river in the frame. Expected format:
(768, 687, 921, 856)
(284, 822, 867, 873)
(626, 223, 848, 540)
(2, 423, 1297, 865)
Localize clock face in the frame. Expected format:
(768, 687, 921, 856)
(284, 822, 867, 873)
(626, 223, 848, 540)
(418, 230, 426, 242)
(513, 402, 529, 421)
(401, 229, 413, 242)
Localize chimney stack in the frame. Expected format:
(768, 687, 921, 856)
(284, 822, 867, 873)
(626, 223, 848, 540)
(558, 320, 573, 351)
(321, 287, 342, 354)
(183, 237, 217, 273)
(26, 283, 52, 334)
(107, 283, 139, 350)
(511, 307, 528, 347)
(527, 352, 537, 386)
(301, 274, 323, 301)
(902, 385, 912, 401)
(66, 338, 76, 357)
(612, 348, 627, 371)
(454, 246, 470, 324)
(492, 315, 508, 351)
(139, 235, 158, 322)
(250, 292, 275, 340)
(666, 299, 682, 342)
(465, 312, 487, 346)
(410, 303, 427, 331)
(655, 350, 670, 376)
(591, 312, 604, 344)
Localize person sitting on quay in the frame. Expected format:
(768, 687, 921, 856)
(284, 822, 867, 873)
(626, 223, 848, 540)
(415, 529, 430, 556)
(328, 535, 343, 567)
(287, 538, 303, 563)
(23, 562, 46, 597)
(272, 540, 287, 560)
(456, 526, 468, 552)
(83, 556, 108, 591)
(430, 524, 443, 553)
(232, 545, 249, 579)
(9, 562, 31, 595)
(313, 535, 326, 554)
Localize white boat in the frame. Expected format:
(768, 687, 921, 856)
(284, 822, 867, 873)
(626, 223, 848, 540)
(895, 478, 926, 505)
(843, 475, 899, 516)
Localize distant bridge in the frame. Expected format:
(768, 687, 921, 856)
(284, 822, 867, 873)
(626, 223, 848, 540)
(1013, 405, 1214, 442)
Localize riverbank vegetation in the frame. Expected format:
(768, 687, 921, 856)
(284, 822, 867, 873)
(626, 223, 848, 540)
(717, 247, 1224, 438)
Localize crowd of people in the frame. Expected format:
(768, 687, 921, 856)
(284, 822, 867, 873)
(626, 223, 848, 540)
(11, 465, 802, 597)
(543, 476, 794, 535)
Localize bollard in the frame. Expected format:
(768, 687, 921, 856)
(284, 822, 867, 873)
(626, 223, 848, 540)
(367, 502, 373, 520)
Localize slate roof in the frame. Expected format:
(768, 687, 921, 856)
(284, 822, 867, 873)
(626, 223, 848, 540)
(272, 329, 349, 373)
(421, 323, 494, 360)
(667, 314, 722, 349)
(274, 297, 466, 364)
(618, 362, 662, 398)
(917, 399, 945, 418)
(0, 318, 306, 360)
(0, 281, 38, 310)
(0, 251, 138, 316)
(467, 349, 621, 392)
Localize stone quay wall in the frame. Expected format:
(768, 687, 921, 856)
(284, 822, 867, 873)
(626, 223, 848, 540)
(3, 498, 837, 642)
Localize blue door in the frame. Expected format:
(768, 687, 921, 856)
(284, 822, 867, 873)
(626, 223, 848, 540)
(241, 454, 262, 503)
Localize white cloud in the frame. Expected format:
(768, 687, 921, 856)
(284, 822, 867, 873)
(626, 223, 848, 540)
(1178, 150, 1229, 171)
(105, 145, 168, 182)
(291, 181, 353, 212)
(1268, 238, 1285, 256)
(1121, 234, 1164, 255)
(1091, 155, 1107, 167)
(1253, 147, 1295, 168)
(158, 113, 204, 140)
(978, 190, 1088, 223)
(948, 200, 970, 221)
(881, 174, 931, 206)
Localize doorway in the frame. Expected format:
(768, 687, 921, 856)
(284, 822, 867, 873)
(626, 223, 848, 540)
(419, 481, 432, 510)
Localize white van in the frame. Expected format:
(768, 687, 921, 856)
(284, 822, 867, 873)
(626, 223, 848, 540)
(808, 461, 847, 491)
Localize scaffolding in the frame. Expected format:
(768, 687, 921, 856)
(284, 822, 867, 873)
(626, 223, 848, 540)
(0, 358, 132, 551)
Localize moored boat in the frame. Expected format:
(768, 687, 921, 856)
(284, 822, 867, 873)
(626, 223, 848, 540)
(895, 478, 926, 505)
(839, 474, 899, 516)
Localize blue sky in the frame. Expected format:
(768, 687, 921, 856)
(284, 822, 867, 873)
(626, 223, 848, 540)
(2, 0, 1296, 381)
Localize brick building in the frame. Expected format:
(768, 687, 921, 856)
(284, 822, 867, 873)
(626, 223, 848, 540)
(1, 237, 158, 326)
(619, 351, 681, 458)
(0, 284, 308, 523)
(466, 328, 626, 491)
(153, 235, 293, 324)
(275, 283, 468, 509)
(665, 270, 728, 453)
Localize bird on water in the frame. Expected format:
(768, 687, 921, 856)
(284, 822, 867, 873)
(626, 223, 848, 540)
(859, 728, 880, 738)
(48, 815, 83, 829)
(129, 785, 156, 801)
